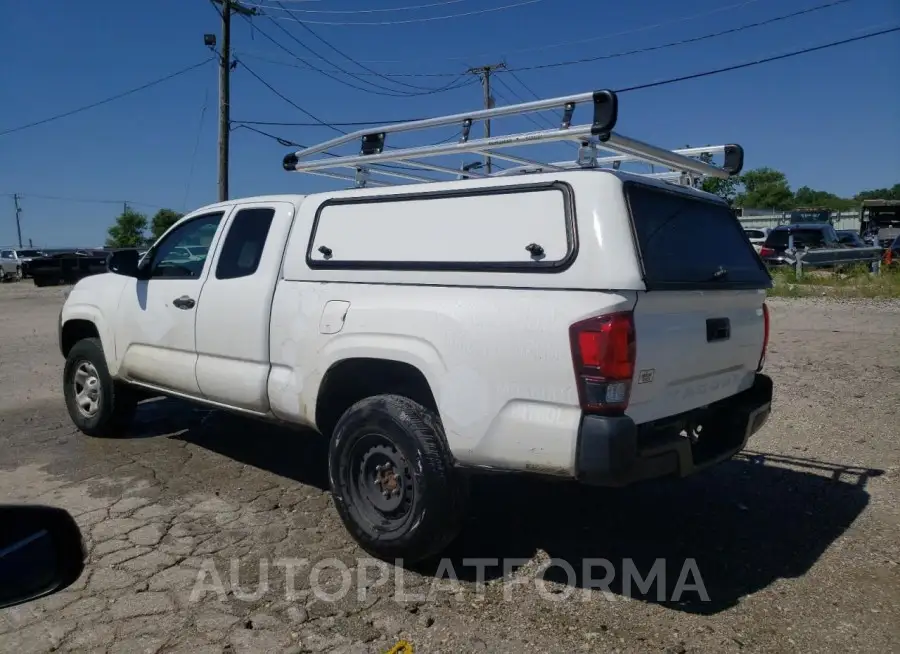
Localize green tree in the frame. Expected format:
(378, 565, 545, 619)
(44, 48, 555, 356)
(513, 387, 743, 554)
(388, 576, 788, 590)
(106, 208, 148, 248)
(150, 208, 183, 242)
(793, 186, 855, 211)
(698, 151, 738, 203)
(854, 184, 900, 202)
(733, 167, 794, 210)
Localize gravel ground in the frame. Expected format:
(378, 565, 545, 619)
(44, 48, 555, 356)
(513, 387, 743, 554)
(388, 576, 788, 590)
(0, 283, 898, 653)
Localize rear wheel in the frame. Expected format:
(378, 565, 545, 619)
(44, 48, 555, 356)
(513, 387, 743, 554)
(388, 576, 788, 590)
(328, 394, 466, 563)
(63, 337, 137, 437)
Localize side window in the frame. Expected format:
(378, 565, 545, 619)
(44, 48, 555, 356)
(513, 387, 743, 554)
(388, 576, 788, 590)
(0, 250, 12, 258)
(146, 212, 223, 279)
(215, 207, 275, 280)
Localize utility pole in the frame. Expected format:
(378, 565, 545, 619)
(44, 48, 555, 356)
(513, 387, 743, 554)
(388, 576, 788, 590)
(12, 194, 23, 248)
(466, 63, 506, 175)
(209, 0, 257, 203)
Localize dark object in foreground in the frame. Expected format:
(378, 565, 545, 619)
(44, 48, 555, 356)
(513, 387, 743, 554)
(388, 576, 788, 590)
(0, 504, 86, 610)
(30, 248, 142, 287)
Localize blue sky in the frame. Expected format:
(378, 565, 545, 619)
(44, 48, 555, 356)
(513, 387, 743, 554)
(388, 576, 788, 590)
(1, 0, 898, 247)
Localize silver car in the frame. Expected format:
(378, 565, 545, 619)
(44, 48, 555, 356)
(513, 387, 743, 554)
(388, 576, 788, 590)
(0, 248, 23, 281)
(744, 227, 771, 254)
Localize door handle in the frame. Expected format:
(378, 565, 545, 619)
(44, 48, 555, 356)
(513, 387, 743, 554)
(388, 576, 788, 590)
(172, 295, 196, 310)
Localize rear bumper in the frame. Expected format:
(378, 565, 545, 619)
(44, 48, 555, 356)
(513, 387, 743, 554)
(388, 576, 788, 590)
(575, 373, 773, 487)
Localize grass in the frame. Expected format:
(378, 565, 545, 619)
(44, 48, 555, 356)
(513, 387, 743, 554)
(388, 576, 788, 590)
(767, 263, 900, 299)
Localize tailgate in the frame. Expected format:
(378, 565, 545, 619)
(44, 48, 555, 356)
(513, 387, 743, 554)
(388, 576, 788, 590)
(622, 181, 771, 424)
(628, 289, 765, 424)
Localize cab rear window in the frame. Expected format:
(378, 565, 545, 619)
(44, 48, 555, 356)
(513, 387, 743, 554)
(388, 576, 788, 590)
(624, 182, 771, 290)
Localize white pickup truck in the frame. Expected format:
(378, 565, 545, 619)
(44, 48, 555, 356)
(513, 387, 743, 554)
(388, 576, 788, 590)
(58, 91, 773, 561)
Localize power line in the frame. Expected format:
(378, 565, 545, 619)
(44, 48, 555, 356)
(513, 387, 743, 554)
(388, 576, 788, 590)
(2, 193, 164, 209)
(235, 50, 460, 77)
(232, 123, 456, 175)
(249, 0, 470, 14)
(270, 0, 453, 92)
(183, 88, 211, 211)
(232, 118, 424, 126)
(252, 0, 765, 64)
(504, 68, 542, 101)
(236, 58, 347, 134)
(614, 25, 900, 93)
(269, 0, 543, 25)
(234, 62, 461, 152)
(257, 12, 473, 96)
(448, 0, 765, 61)
(0, 58, 215, 137)
(238, 12, 474, 97)
(506, 0, 857, 72)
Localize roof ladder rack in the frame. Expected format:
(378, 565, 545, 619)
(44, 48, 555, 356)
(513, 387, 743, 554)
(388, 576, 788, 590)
(282, 89, 744, 188)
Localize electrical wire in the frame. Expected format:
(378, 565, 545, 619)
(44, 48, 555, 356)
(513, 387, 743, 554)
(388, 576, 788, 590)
(239, 13, 475, 97)
(259, 0, 766, 64)
(237, 26, 898, 178)
(234, 50, 460, 77)
(0, 58, 214, 137)
(270, 0, 456, 92)
(258, 13, 474, 96)
(269, 0, 543, 26)
(233, 123, 454, 176)
(232, 118, 424, 126)
(182, 88, 210, 211)
(237, 58, 348, 135)
(234, 61, 460, 153)
(506, 0, 857, 72)
(250, 0, 471, 14)
(2, 193, 164, 209)
(504, 69, 542, 101)
(613, 25, 900, 93)
(445, 0, 766, 60)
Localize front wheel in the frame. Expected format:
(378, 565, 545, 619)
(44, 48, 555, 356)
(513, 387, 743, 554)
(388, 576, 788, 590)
(63, 337, 137, 437)
(328, 394, 466, 563)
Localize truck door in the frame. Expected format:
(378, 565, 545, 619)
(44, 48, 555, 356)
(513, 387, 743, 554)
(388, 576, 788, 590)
(194, 202, 295, 412)
(114, 211, 228, 396)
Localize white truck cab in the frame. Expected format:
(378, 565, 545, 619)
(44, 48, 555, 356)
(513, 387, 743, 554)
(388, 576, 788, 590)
(58, 90, 773, 561)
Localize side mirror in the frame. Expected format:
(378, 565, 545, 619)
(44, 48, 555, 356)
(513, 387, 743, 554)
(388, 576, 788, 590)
(0, 505, 86, 610)
(107, 249, 140, 277)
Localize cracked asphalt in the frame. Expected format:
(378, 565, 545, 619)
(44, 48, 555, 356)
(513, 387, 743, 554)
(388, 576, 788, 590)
(1, 283, 898, 653)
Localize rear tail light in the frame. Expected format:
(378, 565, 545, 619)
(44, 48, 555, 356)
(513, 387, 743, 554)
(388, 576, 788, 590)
(759, 246, 775, 257)
(758, 302, 769, 371)
(569, 312, 636, 414)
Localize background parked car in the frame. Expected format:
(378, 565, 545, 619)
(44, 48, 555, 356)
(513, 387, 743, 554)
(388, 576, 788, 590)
(758, 223, 845, 267)
(0, 249, 24, 281)
(744, 227, 771, 253)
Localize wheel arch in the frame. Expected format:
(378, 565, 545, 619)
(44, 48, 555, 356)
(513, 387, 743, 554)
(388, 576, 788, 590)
(60, 306, 118, 373)
(314, 357, 440, 440)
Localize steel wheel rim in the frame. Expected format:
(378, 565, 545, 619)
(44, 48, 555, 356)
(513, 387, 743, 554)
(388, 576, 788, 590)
(72, 361, 102, 418)
(348, 434, 415, 532)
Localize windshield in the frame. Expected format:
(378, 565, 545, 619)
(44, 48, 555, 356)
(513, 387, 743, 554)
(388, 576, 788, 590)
(17, 250, 42, 257)
(836, 231, 862, 245)
(625, 183, 771, 290)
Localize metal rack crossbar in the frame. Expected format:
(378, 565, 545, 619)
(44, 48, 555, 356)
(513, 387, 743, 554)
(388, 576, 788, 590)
(282, 89, 744, 188)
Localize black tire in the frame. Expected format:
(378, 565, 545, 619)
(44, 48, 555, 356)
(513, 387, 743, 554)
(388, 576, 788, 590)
(63, 337, 137, 437)
(33, 276, 48, 287)
(328, 394, 466, 563)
